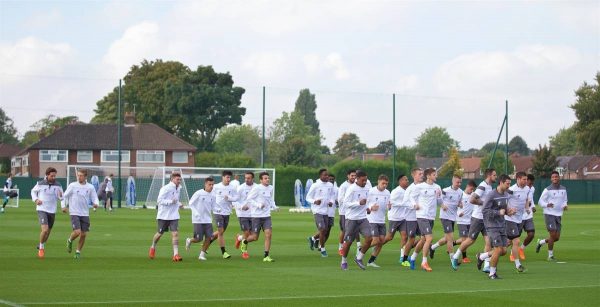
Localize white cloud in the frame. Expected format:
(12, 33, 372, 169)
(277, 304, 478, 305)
(242, 52, 287, 79)
(325, 53, 350, 80)
(0, 37, 72, 81)
(302, 52, 351, 80)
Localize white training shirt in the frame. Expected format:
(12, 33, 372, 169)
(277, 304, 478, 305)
(402, 183, 419, 222)
(31, 179, 64, 214)
(522, 186, 536, 220)
(388, 186, 409, 221)
(328, 184, 338, 218)
(367, 186, 390, 224)
(506, 184, 530, 223)
(412, 182, 442, 220)
(337, 181, 352, 216)
(105, 178, 114, 192)
(234, 183, 255, 218)
(247, 184, 278, 218)
(156, 182, 182, 221)
(457, 191, 474, 225)
(439, 186, 463, 222)
(213, 182, 239, 215)
(63, 181, 99, 217)
(343, 183, 370, 220)
(472, 180, 493, 219)
(538, 184, 568, 217)
(189, 189, 216, 224)
(306, 179, 335, 216)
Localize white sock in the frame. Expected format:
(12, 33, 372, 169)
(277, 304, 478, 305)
(520, 243, 525, 249)
(431, 243, 440, 250)
(549, 250, 554, 257)
(489, 266, 496, 276)
(515, 259, 521, 267)
(341, 256, 347, 264)
(421, 256, 428, 264)
(479, 252, 490, 260)
(200, 251, 206, 257)
(39, 243, 44, 249)
(357, 250, 364, 260)
(76, 249, 80, 253)
(453, 249, 462, 260)
(410, 252, 418, 261)
(173, 245, 179, 256)
(238, 235, 243, 241)
(400, 248, 405, 258)
(539, 239, 547, 245)
(357, 242, 361, 248)
(151, 241, 156, 248)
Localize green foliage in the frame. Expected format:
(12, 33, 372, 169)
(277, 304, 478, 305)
(415, 127, 459, 158)
(395, 146, 417, 169)
(571, 72, 600, 154)
(368, 140, 394, 154)
(508, 135, 530, 155)
(531, 144, 558, 178)
(329, 159, 409, 188)
(293, 89, 320, 135)
(20, 115, 82, 147)
(0, 158, 10, 175)
(320, 154, 342, 167)
(479, 142, 507, 156)
(0, 107, 19, 145)
(438, 147, 462, 178)
(481, 151, 514, 175)
(273, 165, 319, 206)
(92, 60, 246, 151)
(214, 124, 261, 164)
(333, 132, 367, 158)
(195, 152, 258, 168)
(267, 111, 322, 167)
(549, 126, 580, 156)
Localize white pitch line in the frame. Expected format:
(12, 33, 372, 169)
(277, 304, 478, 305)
(19, 284, 600, 305)
(0, 298, 25, 307)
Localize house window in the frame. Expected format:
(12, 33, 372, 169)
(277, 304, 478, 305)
(40, 150, 68, 162)
(77, 150, 93, 163)
(22, 156, 28, 166)
(137, 150, 165, 163)
(172, 151, 188, 163)
(11, 158, 20, 167)
(101, 150, 130, 163)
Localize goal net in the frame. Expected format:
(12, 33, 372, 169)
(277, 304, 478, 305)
(3, 188, 20, 208)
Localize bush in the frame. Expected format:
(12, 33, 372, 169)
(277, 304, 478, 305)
(195, 152, 258, 168)
(273, 165, 319, 206)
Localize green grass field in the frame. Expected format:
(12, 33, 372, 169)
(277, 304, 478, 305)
(1, 201, 599, 306)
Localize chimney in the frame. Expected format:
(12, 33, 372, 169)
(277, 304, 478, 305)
(124, 112, 136, 127)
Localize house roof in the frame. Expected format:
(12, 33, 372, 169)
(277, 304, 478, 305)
(460, 157, 481, 173)
(510, 155, 534, 172)
(584, 157, 600, 173)
(28, 123, 197, 151)
(557, 155, 596, 171)
(0, 144, 22, 158)
(416, 157, 448, 170)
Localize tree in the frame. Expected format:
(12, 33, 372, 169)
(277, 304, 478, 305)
(479, 142, 507, 156)
(214, 124, 261, 163)
(0, 108, 18, 145)
(549, 126, 580, 156)
(438, 147, 462, 178)
(508, 135, 530, 155)
(415, 127, 459, 158)
(369, 140, 394, 154)
(267, 111, 322, 166)
(333, 133, 367, 158)
(571, 72, 600, 154)
(481, 151, 514, 175)
(531, 144, 558, 178)
(395, 146, 417, 169)
(20, 115, 82, 147)
(293, 89, 320, 135)
(92, 59, 245, 151)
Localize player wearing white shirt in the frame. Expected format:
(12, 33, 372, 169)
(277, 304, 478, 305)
(403, 168, 424, 269)
(336, 169, 358, 256)
(520, 174, 537, 257)
(234, 172, 256, 259)
(185, 177, 216, 261)
(239, 172, 279, 262)
(340, 170, 372, 270)
(309, 174, 339, 254)
(63, 169, 99, 259)
(209, 170, 239, 259)
(104, 174, 114, 212)
(31, 167, 63, 259)
(306, 169, 335, 257)
(454, 180, 477, 263)
(430, 175, 463, 262)
(410, 168, 442, 272)
(230, 174, 241, 190)
(506, 171, 530, 273)
(366, 175, 391, 268)
(149, 173, 184, 262)
(452, 168, 496, 271)
(536, 171, 568, 261)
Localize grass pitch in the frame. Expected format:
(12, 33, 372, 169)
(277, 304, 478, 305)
(1, 201, 599, 306)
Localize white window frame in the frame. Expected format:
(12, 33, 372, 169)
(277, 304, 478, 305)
(40, 150, 68, 162)
(136, 150, 165, 163)
(77, 150, 93, 163)
(11, 158, 19, 167)
(101, 150, 130, 163)
(22, 156, 28, 166)
(172, 151, 188, 163)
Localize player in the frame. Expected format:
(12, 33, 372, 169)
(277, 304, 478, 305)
(410, 168, 442, 272)
(239, 172, 279, 262)
(430, 175, 463, 264)
(339, 170, 372, 270)
(209, 170, 239, 259)
(506, 171, 529, 273)
(306, 169, 335, 257)
(234, 172, 256, 259)
(148, 172, 184, 261)
(519, 174, 536, 258)
(2, 173, 15, 212)
(536, 171, 568, 261)
(185, 177, 216, 260)
(476, 174, 516, 279)
(451, 168, 496, 271)
(365, 175, 390, 268)
(336, 169, 359, 256)
(30, 167, 63, 258)
(104, 174, 114, 212)
(63, 169, 100, 259)
(402, 168, 423, 269)
(455, 180, 477, 263)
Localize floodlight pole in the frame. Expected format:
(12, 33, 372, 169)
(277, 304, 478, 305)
(261, 86, 266, 168)
(117, 79, 122, 208)
(505, 100, 509, 175)
(392, 93, 396, 188)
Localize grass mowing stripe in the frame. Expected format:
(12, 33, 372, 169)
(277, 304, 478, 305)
(0, 299, 25, 307)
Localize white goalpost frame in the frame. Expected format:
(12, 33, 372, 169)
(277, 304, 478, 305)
(3, 188, 20, 208)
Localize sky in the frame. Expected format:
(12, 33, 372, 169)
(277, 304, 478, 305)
(1, 0, 598, 151)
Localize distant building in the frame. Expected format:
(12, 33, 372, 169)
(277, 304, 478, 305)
(557, 155, 599, 179)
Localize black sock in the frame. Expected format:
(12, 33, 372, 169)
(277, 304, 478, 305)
(452, 240, 458, 246)
(402, 255, 408, 262)
(368, 255, 377, 263)
(210, 238, 216, 244)
(220, 247, 226, 254)
(264, 251, 269, 257)
(243, 239, 248, 244)
(462, 251, 467, 258)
